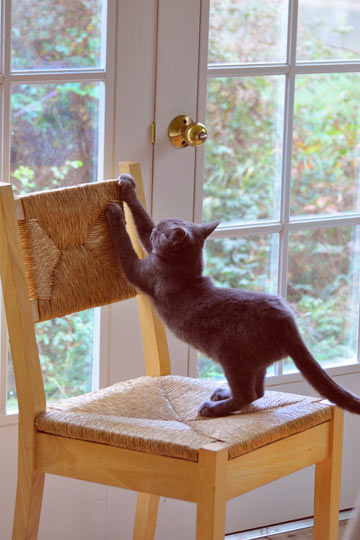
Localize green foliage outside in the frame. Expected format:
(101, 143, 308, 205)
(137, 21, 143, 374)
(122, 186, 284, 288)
(11, 82, 100, 196)
(7, 310, 94, 411)
(208, 0, 288, 64)
(11, 0, 101, 70)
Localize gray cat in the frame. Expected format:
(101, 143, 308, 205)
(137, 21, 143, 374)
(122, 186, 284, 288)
(106, 174, 360, 417)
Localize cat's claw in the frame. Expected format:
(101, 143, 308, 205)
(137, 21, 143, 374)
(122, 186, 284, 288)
(118, 174, 136, 201)
(210, 387, 231, 402)
(106, 203, 125, 226)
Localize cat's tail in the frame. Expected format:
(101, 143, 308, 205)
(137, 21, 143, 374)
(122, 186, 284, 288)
(289, 341, 360, 414)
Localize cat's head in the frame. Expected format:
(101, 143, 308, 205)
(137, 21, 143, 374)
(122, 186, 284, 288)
(150, 219, 219, 262)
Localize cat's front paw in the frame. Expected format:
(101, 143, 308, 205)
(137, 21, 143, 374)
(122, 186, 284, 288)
(198, 400, 218, 417)
(106, 203, 125, 227)
(118, 174, 136, 202)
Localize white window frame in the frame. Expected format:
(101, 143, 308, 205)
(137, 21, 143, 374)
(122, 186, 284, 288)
(0, 0, 117, 420)
(191, 0, 360, 380)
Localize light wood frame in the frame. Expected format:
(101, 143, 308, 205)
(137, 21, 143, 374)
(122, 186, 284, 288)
(0, 161, 344, 540)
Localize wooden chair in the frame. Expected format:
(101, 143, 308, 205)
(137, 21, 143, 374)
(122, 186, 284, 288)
(0, 161, 343, 540)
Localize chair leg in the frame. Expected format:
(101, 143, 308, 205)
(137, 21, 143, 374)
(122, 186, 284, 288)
(196, 495, 226, 540)
(133, 492, 159, 540)
(12, 469, 45, 540)
(313, 406, 344, 540)
(196, 443, 228, 540)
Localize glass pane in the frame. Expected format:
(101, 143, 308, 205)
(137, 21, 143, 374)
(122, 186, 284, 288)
(7, 354, 17, 414)
(204, 76, 284, 225)
(10, 82, 100, 195)
(197, 234, 279, 379)
(286, 226, 360, 372)
(11, 0, 103, 70)
(297, 0, 360, 61)
(7, 310, 95, 413)
(291, 73, 360, 217)
(208, 0, 288, 64)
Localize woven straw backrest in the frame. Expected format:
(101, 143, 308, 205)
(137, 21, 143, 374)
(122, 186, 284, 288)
(16, 180, 137, 322)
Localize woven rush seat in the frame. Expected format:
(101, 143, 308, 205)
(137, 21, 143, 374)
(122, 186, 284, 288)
(36, 375, 331, 462)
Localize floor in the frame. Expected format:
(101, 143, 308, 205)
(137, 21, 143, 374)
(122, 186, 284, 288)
(228, 513, 352, 540)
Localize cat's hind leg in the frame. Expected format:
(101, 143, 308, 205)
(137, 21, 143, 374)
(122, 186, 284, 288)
(199, 363, 258, 417)
(254, 367, 266, 400)
(207, 367, 265, 411)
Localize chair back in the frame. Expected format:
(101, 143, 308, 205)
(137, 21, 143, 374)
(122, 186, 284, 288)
(16, 178, 137, 322)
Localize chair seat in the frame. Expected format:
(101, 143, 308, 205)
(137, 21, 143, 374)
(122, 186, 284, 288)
(35, 375, 332, 462)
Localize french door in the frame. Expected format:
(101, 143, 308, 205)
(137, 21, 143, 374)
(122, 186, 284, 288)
(154, 0, 360, 534)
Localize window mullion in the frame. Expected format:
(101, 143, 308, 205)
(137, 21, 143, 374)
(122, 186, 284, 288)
(99, 0, 116, 181)
(208, 63, 290, 78)
(279, 0, 298, 298)
(296, 60, 360, 75)
(0, 0, 11, 416)
(9, 70, 106, 84)
(95, 0, 117, 390)
(275, 0, 299, 376)
(289, 214, 360, 231)
(208, 59, 360, 79)
(1, 0, 11, 182)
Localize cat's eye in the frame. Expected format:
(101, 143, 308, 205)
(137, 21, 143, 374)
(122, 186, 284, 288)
(171, 227, 187, 240)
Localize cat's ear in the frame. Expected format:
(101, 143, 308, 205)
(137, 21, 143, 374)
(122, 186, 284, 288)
(200, 221, 220, 239)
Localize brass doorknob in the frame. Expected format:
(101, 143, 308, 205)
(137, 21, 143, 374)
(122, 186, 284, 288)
(168, 115, 208, 148)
